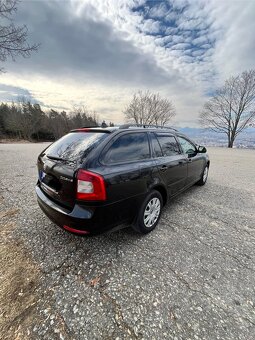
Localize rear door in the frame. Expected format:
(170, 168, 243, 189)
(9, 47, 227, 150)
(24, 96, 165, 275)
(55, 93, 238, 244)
(97, 132, 154, 221)
(37, 131, 108, 209)
(99, 132, 152, 202)
(151, 133, 187, 196)
(177, 135, 205, 185)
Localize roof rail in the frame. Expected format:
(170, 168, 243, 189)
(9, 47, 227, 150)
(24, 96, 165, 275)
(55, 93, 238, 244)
(119, 123, 178, 131)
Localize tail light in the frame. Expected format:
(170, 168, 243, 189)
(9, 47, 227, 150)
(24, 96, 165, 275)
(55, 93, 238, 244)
(76, 169, 106, 201)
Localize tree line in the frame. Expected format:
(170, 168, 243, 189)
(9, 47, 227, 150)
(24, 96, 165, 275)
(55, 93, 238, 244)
(0, 91, 176, 142)
(0, 101, 99, 141)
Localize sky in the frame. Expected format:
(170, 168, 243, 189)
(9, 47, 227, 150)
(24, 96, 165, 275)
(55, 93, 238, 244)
(0, 0, 255, 126)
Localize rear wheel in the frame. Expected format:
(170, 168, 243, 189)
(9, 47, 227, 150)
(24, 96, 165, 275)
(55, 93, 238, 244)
(197, 165, 209, 186)
(132, 190, 163, 234)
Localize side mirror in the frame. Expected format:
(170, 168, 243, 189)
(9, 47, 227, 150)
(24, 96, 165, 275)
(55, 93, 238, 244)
(197, 145, 207, 153)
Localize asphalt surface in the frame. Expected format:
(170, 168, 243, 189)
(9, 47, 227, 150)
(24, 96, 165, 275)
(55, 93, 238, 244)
(0, 143, 255, 340)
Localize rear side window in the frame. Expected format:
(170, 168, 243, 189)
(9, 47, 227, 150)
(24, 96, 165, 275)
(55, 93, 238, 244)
(156, 135, 181, 156)
(151, 133, 163, 157)
(102, 132, 150, 164)
(45, 132, 107, 162)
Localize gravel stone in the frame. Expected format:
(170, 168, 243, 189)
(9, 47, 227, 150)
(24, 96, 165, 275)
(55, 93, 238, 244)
(0, 143, 255, 339)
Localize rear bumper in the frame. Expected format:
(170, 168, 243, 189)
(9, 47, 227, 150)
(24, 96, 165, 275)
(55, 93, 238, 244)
(36, 184, 128, 235)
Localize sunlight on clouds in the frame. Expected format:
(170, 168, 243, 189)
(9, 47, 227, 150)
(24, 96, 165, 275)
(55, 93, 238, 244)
(0, 72, 135, 122)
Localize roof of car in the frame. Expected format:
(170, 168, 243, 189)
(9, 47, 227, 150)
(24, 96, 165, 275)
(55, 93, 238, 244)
(71, 124, 178, 134)
(70, 127, 118, 133)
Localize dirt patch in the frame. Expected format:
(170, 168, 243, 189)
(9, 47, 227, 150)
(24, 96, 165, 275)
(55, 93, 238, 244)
(0, 209, 20, 220)
(0, 217, 42, 339)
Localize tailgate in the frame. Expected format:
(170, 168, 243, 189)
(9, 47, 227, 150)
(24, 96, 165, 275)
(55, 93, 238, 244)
(37, 131, 109, 208)
(38, 156, 77, 209)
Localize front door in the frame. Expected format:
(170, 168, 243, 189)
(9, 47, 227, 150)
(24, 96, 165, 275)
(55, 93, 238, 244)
(151, 133, 188, 196)
(177, 136, 204, 185)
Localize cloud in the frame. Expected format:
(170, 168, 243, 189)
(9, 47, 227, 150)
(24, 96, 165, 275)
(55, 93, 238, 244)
(91, 0, 218, 82)
(0, 0, 254, 127)
(4, 0, 173, 88)
(0, 84, 42, 103)
(171, 43, 191, 50)
(140, 19, 161, 34)
(210, 0, 255, 81)
(148, 2, 169, 19)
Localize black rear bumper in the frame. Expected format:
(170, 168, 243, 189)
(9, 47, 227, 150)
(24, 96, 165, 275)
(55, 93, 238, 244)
(36, 184, 136, 235)
(36, 184, 118, 235)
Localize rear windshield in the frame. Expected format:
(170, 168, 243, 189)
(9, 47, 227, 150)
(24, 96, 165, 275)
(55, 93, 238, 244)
(45, 132, 107, 162)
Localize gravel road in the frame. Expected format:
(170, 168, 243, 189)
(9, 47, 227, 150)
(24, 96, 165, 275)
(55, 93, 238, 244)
(0, 143, 255, 340)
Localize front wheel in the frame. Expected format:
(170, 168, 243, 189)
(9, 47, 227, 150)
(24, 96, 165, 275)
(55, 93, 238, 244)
(197, 165, 209, 186)
(132, 190, 163, 234)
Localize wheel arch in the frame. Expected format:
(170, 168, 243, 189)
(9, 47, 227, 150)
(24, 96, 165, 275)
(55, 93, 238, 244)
(150, 184, 168, 206)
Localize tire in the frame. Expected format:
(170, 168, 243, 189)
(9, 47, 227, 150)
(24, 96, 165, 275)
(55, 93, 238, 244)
(132, 190, 163, 234)
(197, 165, 209, 186)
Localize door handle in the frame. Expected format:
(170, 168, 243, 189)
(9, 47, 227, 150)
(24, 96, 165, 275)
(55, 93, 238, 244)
(159, 165, 168, 172)
(187, 158, 192, 163)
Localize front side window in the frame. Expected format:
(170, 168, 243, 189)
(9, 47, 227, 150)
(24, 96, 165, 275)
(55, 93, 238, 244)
(156, 135, 181, 157)
(102, 132, 150, 164)
(177, 136, 196, 155)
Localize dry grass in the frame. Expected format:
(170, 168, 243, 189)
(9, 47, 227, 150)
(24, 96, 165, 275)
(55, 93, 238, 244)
(0, 211, 41, 339)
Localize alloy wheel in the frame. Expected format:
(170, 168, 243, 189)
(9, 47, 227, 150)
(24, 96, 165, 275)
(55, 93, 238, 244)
(143, 197, 161, 228)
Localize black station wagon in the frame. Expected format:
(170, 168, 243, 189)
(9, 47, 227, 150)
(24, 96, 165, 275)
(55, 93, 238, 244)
(36, 124, 210, 235)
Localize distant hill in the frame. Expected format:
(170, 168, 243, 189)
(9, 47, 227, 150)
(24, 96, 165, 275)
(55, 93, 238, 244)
(176, 127, 255, 149)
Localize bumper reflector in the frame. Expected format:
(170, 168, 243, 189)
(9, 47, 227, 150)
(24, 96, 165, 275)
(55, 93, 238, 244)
(63, 225, 90, 235)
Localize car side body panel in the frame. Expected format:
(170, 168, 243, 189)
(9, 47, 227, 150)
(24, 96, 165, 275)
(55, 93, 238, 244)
(154, 155, 188, 196)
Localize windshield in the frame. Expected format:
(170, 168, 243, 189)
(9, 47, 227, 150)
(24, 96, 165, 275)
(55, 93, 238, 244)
(45, 132, 107, 162)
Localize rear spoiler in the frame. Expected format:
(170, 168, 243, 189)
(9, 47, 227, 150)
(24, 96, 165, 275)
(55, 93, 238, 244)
(70, 127, 112, 133)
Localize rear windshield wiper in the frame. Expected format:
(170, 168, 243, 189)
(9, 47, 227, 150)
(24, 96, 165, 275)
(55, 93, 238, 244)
(46, 155, 75, 164)
(47, 155, 66, 161)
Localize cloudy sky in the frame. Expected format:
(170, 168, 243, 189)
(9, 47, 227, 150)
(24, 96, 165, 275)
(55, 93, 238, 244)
(1, 0, 255, 126)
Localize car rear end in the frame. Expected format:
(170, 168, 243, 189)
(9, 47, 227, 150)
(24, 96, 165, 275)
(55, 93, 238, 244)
(36, 128, 116, 235)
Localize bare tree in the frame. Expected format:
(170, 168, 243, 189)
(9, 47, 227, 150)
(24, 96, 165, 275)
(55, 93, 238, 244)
(200, 70, 255, 148)
(71, 105, 99, 127)
(0, 0, 38, 72)
(124, 90, 176, 126)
